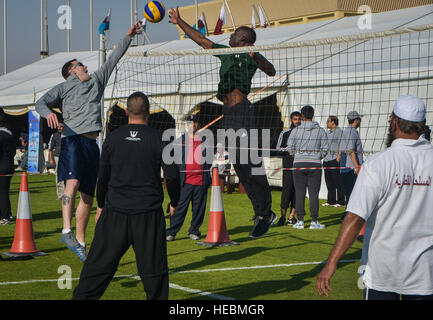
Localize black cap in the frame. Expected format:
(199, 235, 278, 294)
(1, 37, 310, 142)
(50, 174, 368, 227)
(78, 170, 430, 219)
(186, 114, 198, 122)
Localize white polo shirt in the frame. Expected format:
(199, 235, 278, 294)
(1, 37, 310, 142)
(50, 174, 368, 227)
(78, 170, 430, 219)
(346, 136, 433, 295)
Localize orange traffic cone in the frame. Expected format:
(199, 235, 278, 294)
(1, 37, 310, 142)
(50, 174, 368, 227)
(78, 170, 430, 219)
(197, 167, 239, 247)
(4, 172, 46, 258)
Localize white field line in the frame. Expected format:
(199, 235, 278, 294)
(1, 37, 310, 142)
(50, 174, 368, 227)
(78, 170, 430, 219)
(0, 259, 360, 300)
(169, 259, 359, 275)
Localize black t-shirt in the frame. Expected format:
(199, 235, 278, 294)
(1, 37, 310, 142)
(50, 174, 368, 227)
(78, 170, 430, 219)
(97, 124, 177, 214)
(0, 128, 16, 174)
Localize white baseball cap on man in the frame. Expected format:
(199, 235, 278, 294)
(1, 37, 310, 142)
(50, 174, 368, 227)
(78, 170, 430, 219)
(393, 95, 426, 122)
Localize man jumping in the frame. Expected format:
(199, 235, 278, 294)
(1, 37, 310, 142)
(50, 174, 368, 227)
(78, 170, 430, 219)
(169, 7, 277, 238)
(35, 22, 143, 261)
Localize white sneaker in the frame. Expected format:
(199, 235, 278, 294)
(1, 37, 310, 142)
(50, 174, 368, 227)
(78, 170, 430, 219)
(310, 221, 326, 229)
(322, 203, 331, 207)
(333, 204, 343, 208)
(293, 220, 304, 229)
(189, 234, 200, 241)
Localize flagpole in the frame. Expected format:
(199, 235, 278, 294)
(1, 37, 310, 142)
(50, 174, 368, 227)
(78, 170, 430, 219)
(67, 0, 71, 52)
(45, 0, 49, 56)
(3, 0, 6, 74)
(194, 0, 198, 30)
(224, 0, 236, 31)
(252, 4, 259, 22)
(258, 2, 271, 27)
(252, 5, 259, 28)
(202, 11, 209, 36)
(98, 9, 109, 150)
(90, 0, 93, 51)
(40, 0, 44, 59)
(130, 0, 133, 27)
(134, 0, 139, 46)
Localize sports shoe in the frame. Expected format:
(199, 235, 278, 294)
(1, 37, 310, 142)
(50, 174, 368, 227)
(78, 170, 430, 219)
(333, 204, 343, 208)
(275, 216, 286, 226)
(60, 231, 87, 262)
(286, 217, 297, 225)
(250, 211, 277, 238)
(310, 221, 326, 230)
(189, 234, 200, 241)
(321, 203, 331, 207)
(0, 218, 11, 225)
(293, 220, 304, 229)
(166, 235, 175, 242)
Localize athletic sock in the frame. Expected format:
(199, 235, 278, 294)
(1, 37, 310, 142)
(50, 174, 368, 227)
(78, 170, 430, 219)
(79, 242, 86, 248)
(62, 228, 71, 234)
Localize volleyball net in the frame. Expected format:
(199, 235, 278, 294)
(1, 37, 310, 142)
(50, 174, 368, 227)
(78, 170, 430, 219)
(106, 23, 433, 159)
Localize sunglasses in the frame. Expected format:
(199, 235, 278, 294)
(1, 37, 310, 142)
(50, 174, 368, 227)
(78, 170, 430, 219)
(71, 62, 84, 70)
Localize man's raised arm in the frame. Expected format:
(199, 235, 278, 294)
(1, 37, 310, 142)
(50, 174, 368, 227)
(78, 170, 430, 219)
(94, 21, 143, 87)
(169, 6, 214, 50)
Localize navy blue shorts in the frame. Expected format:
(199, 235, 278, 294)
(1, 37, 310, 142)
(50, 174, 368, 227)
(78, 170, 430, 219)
(58, 135, 100, 197)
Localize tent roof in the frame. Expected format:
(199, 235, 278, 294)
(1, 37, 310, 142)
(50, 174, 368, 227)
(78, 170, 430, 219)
(0, 4, 432, 108)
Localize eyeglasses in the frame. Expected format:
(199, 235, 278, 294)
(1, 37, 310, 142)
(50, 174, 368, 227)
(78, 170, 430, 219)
(71, 62, 84, 70)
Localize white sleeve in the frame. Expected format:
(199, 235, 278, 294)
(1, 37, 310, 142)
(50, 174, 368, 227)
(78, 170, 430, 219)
(345, 162, 383, 221)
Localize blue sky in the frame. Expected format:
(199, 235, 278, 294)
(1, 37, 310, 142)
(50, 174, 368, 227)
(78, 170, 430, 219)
(0, 0, 213, 73)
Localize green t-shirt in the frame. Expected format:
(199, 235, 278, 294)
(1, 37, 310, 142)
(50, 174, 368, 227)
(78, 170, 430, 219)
(212, 43, 264, 102)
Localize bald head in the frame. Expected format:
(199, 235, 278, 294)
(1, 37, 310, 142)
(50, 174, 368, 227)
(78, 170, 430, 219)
(229, 26, 256, 47)
(127, 92, 150, 120)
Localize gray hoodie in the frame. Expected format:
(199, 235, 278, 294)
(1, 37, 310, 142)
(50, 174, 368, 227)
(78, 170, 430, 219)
(286, 121, 329, 164)
(35, 35, 132, 137)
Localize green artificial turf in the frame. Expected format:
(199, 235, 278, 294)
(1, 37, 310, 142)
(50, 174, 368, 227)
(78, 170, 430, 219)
(0, 174, 363, 300)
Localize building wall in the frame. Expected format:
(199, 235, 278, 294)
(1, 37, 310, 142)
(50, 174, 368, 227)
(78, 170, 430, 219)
(175, 0, 433, 38)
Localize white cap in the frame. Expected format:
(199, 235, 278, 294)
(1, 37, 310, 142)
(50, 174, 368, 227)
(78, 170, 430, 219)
(393, 95, 426, 122)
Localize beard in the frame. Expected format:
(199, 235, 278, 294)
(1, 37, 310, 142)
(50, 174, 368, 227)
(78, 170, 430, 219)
(385, 122, 396, 148)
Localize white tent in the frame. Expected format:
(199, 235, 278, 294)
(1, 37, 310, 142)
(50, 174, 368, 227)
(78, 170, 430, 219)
(1, 4, 432, 196)
(1, 5, 432, 110)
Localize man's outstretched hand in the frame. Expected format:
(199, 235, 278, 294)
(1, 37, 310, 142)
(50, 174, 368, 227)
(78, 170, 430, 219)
(168, 7, 181, 24)
(127, 20, 144, 38)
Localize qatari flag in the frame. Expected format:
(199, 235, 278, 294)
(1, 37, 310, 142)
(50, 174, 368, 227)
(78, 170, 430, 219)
(214, 4, 226, 35)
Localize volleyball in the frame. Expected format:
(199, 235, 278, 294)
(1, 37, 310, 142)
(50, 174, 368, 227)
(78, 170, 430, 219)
(143, 1, 165, 23)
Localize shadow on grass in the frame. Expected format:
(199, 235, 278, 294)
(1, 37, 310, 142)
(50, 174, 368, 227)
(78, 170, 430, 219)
(32, 210, 62, 222)
(191, 249, 362, 300)
(170, 241, 316, 274)
(0, 225, 62, 251)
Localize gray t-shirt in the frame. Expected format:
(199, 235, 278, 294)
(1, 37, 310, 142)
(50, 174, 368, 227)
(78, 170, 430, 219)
(340, 126, 363, 172)
(324, 127, 343, 162)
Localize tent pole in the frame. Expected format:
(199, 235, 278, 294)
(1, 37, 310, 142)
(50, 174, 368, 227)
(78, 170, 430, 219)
(98, 32, 106, 150)
(3, 0, 7, 73)
(90, 0, 93, 51)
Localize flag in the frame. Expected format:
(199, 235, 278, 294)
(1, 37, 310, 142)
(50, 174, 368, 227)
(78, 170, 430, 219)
(258, 6, 267, 28)
(251, 8, 256, 29)
(98, 9, 111, 35)
(197, 14, 207, 35)
(214, 4, 226, 35)
(137, 18, 147, 34)
(186, 14, 207, 38)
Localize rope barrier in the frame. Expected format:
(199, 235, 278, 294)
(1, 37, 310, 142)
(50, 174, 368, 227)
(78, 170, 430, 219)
(178, 166, 354, 173)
